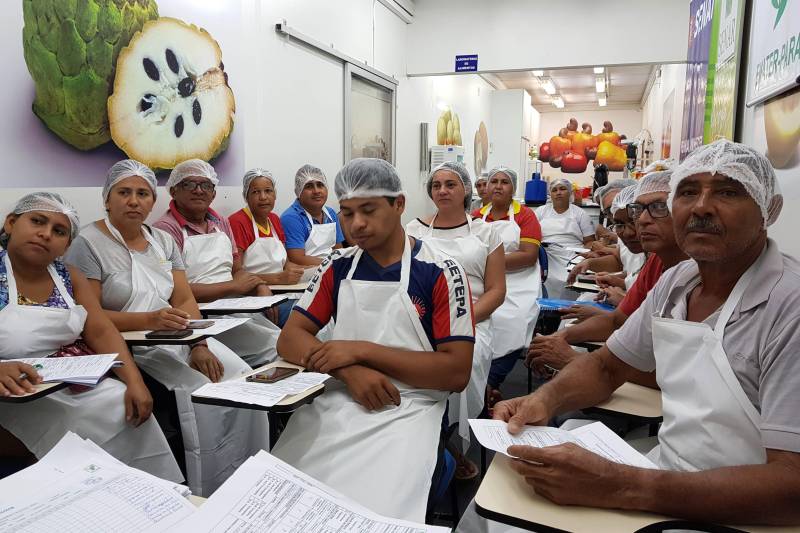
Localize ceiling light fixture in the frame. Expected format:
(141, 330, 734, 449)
(541, 78, 556, 95)
(593, 66, 605, 74)
(595, 77, 606, 93)
(598, 96, 607, 107)
(552, 95, 565, 109)
(532, 70, 544, 77)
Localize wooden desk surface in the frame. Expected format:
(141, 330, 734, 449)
(0, 381, 68, 403)
(191, 360, 325, 412)
(475, 454, 797, 533)
(591, 382, 663, 420)
(268, 283, 309, 293)
(121, 330, 210, 347)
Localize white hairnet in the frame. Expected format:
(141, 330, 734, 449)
(487, 166, 518, 195)
(166, 159, 219, 189)
(294, 164, 328, 197)
(334, 158, 405, 201)
(592, 184, 606, 204)
(611, 185, 638, 216)
(1, 192, 80, 247)
(668, 139, 782, 227)
(103, 159, 157, 202)
(242, 168, 275, 200)
(635, 170, 673, 199)
(599, 178, 638, 207)
(427, 161, 472, 210)
(549, 177, 574, 202)
(475, 174, 488, 185)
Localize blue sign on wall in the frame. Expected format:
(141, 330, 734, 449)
(455, 54, 478, 72)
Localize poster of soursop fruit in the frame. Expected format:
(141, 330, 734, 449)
(2, 0, 244, 186)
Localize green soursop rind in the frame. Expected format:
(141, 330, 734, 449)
(22, 0, 158, 150)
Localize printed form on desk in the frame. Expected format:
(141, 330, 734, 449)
(192, 372, 330, 407)
(0, 433, 195, 533)
(199, 295, 287, 311)
(469, 419, 657, 469)
(173, 450, 449, 533)
(4, 354, 121, 386)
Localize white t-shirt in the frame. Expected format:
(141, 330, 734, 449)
(534, 203, 594, 247)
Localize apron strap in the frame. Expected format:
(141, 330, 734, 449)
(303, 207, 335, 226)
(345, 233, 412, 291)
(3, 254, 75, 308)
(712, 249, 764, 339)
(425, 212, 471, 237)
(103, 218, 167, 262)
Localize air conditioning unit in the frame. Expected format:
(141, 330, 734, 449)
(430, 145, 465, 168)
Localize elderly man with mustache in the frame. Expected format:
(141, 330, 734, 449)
(458, 140, 800, 531)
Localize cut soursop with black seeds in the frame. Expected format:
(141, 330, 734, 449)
(22, 0, 159, 150)
(108, 17, 235, 169)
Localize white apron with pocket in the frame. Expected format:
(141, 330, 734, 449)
(0, 253, 183, 482)
(271, 236, 447, 521)
(241, 214, 287, 274)
(181, 227, 279, 367)
(483, 207, 540, 359)
(419, 215, 492, 451)
(102, 220, 267, 496)
(648, 255, 766, 471)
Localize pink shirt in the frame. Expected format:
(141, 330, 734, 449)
(153, 200, 240, 260)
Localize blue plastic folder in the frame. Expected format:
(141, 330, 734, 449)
(537, 298, 614, 312)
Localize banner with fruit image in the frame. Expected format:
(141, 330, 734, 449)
(3, 0, 244, 186)
(538, 118, 629, 174)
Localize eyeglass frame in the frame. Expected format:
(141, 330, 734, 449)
(611, 220, 637, 233)
(176, 180, 215, 193)
(627, 200, 670, 220)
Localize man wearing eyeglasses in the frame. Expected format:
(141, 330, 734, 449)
(154, 159, 281, 367)
(528, 170, 687, 374)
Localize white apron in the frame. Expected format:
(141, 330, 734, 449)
(419, 215, 493, 450)
(649, 256, 766, 471)
(182, 227, 279, 367)
(483, 207, 541, 358)
(303, 206, 338, 258)
(103, 219, 268, 496)
(619, 242, 646, 290)
(0, 253, 183, 483)
(539, 210, 584, 299)
(272, 235, 447, 521)
(241, 214, 287, 274)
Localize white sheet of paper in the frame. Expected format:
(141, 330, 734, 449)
(468, 420, 657, 469)
(193, 317, 249, 336)
(173, 451, 448, 533)
(199, 295, 286, 311)
(0, 433, 196, 533)
(191, 372, 329, 407)
(6, 354, 120, 385)
(565, 246, 591, 254)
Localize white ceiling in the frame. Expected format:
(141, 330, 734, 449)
(494, 64, 655, 113)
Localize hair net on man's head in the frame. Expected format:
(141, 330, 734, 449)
(487, 166, 518, 195)
(334, 158, 405, 201)
(294, 164, 328, 197)
(103, 159, 157, 202)
(635, 170, 673, 200)
(668, 139, 782, 227)
(427, 161, 473, 210)
(599, 178, 638, 207)
(611, 185, 638, 216)
(1, 192, 80, 247)
(242, 168, 275, 200)
(475, 173, 488, 185)
(166, 159, 219, 189)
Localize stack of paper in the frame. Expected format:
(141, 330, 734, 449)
(174, 450, 449, 533)
(192, 371, 330, 407)
(199, 295, 287, 311)
(468, 419, 657, 469)
(5, 354, 121, 386)
(0, 432, 196, 533)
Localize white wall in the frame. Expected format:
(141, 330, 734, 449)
(536, 109, 643, 186)
(407, 0, 689, 75)
(641, 63, 687, 164)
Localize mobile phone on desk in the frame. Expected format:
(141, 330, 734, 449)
(577, 274, 596, 283)
(145, 329, 194, 339)
(246, 367, 299, 384)
(188, 320, 214, 329)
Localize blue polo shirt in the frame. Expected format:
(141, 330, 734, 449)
(280, 199, 345, 250)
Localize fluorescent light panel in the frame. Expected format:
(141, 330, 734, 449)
(552, 95, 565, 108)
(593, 66, 605, 74)
(532, 70, 544, 77)
(541, 78, 556, 95)
(595, 77, 605, 93)
(598, 96, 607, 107)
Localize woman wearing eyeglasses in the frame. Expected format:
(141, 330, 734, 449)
(534, 178, 595, 299)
